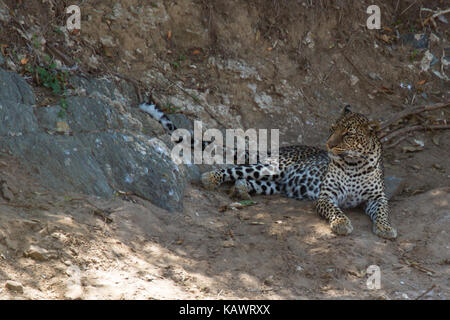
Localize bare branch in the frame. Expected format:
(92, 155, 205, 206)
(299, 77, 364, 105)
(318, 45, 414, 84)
(378, 102, 450, 134)
(380, 124, 450, 144)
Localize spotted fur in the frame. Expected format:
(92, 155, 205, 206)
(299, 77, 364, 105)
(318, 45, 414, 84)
(201, 106, 397, 239)
(139, 101, 177, 133)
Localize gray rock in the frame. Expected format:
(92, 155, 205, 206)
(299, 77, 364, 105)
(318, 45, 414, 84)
(0, 0, 11, 23)
(3, 133, 115, 197)
(68, 75, 137, 104)
(1, 181, 14, 201)
(5, 280, 23, 293)
(36, 96, 122, 133)
(0, 99, 39, 136)
(367, 72, 382, 81)
(385, 176, 405, 200)
(0, 68, 195, 212)
(78, 131, 186, 211)
(25, 245, 49, 261)
(400, 33, 428, 49)
(0, 69, 36, 105)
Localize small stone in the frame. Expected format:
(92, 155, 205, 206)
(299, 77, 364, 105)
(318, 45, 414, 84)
(65, 265, 83, 299)
(413, 34, 428, 49)
(5, 280, 23, 293)
(350, 74, 359, 86)
(100, 35, 116, 47)
(384, 176, 405, 200)
(420, 50, 435, 72)
(264, 275, 274, 286)
(400, 33, 429, 49)
(303, 32, 315, 49)
(400, 242, 415, 252)
(55, 121, 71, 134)
(0, 182, 14, 201)
(25, 245, 49, 261)
(222, 240, 235, 248)
(429, 33, 440, 43)
(367, 72, 382, 81)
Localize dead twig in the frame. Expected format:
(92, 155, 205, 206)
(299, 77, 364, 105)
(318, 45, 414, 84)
(85, 200, 114, 223)
(378, 101, 450, 132)
(399, 0, 418, 16)
(402, 258, 436, 275)
(299, 87, 314, 107)
(415, 284, 436, 300)
(46, 43, 75, 67)
(384, 136, 408, 149)
(0, 202, 50, 210)
(342, 53, 376, 88)
(421, 7, 450, 26)
(380, 124, 450, 144)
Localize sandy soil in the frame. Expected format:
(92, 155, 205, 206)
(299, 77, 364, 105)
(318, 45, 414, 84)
(0, 152, 448, 299)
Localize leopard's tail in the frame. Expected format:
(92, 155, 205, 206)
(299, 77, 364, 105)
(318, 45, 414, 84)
(139, 98, 262, 164)
(139, 100, 178, 134)
(139, 98, 201, 146)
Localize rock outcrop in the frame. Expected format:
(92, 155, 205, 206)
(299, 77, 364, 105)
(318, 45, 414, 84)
(0, 68, 198, 212)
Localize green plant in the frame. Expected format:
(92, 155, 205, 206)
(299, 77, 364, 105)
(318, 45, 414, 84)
(410, 49, 418, 62)
(53, 27, 63, 35)
(25, 57, 69, 118)
(32, 34, 41, 49)
(58, 97, 68, 118)
(162, 102, 181, 113)
(191, 94, 200, 103)
(171, 53, 187, 70)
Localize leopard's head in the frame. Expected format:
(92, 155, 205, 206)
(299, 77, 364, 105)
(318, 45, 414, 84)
(326, 105, 381, 161)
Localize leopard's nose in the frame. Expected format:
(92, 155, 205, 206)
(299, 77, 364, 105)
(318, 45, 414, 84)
(326, 139, 337, 150)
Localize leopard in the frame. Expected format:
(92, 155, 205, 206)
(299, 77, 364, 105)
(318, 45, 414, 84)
(139, 99, 397, 239)
(200, 105, 397, 239)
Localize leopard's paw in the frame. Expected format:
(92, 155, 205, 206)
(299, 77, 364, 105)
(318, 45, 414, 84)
(373, 223, 397, 240)
(201, 171, 222, 190)
(330, 216, 353, 236)
(230, 180, 251, 200)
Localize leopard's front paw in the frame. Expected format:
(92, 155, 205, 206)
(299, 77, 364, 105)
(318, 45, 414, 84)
(201, 171, 222, 190)
(373, 223, 397, 240)
(330, 216, 353, 236)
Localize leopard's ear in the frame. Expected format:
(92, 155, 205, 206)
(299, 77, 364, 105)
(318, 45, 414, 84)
(366, 121, 379, 133)
(342, 105, 352, 115)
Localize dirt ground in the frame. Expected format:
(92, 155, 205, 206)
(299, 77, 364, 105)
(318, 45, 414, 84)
(0, 154, 448, 299)
(0, 0, 449, 299)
